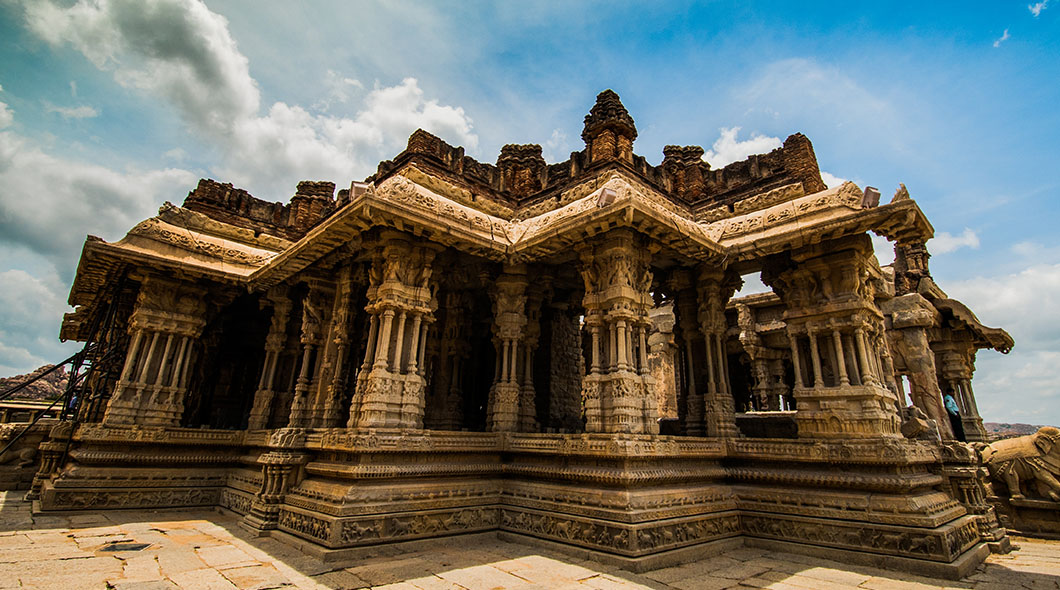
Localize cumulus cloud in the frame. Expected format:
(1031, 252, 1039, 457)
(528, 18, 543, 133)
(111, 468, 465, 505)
(543, 128, 570, 163)
(0, 100, 12, 129)
(0, 99, 196, 374)
(43, 101, 99, 119)
(994, 29, 1011, 48)
(820, 171, 847, 188)
(738, 59, 895, 133)
(20, 0, 477, 199)
(0, 266, 79, 376)
(1030, 1, 1049, 17)
(929, 228, 979, 254)
(0, 128, 195, 267)
(946, 263, 1060, 424)
(313, 69, 363, 112)
(703, 127, 782, 168)
(871, 233, 896, 266)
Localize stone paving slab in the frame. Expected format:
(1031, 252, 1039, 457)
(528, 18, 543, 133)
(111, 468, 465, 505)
(1, 492, 1058, 590)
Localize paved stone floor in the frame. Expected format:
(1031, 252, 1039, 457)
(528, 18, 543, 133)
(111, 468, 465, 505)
(1, 492, 1057, 590)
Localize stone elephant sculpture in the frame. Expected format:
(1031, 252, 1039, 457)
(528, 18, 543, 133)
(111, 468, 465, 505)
(977, 426, 1060, 502)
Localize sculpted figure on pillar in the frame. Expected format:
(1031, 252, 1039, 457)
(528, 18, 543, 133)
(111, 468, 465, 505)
(696, 266, 742, 438)
(488, 265, 528, 432)
(761, 235, 902, 438)
(287, 282, 329, 428)
(668, 270, 702, 435)
(428, 288, 471, 430)
(247, 286, 292, 429)
(578, 230, 658, 435)
(881, 292, 954, 439)
(349, 232, 438, 430)
(318, 265, 361, 428)
(103, 275, 208, 427)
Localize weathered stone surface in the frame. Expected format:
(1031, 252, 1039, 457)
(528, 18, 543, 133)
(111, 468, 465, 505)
(18, 90, 1026, 579)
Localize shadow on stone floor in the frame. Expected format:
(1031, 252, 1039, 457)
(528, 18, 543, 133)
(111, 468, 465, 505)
(2, 493, 1059, 590)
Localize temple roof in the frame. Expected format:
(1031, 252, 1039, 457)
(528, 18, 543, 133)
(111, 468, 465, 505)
(62, 90, 938, 339)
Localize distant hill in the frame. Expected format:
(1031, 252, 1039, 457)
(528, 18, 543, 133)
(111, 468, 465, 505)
(0, 365, 68, 401)
(984, 422, 1051, 439)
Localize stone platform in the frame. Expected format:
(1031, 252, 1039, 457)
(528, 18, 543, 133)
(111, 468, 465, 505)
(3, 491, 1057, 590)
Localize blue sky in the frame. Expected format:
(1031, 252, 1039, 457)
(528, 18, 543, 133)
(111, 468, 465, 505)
(0, 1, 1057, 425)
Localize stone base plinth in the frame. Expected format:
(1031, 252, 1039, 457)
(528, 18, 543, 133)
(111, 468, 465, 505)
(31, 423, 1001, 577)
(993, 497, 1060, 539)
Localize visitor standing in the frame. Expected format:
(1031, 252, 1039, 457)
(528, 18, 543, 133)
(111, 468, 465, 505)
(944, 392, 965, 442)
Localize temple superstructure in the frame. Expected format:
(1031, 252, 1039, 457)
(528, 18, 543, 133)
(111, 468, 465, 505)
(24, 90, 1018, 577)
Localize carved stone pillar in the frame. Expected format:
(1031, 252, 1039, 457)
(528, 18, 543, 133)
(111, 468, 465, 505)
(518, 279, 549, 433)
(881, 292, 955, 439)
(578, 230, 658, 435)
(762, 235, 902, 438)
(103, 276, 207, 427)
(349, 232, 439, 429)
(488, 266, 528, 432)
(936, 341, 989, 442)
(669, 271, 702, 435)
(242, 429, 308, 533)
(287, 283, 328, 428)
(320, 266, 361, 428)
(429, 290, 469, 431)
(894, 237, 931, 296)
(248, 287, 292, 430)
(696, 266, 741, 438)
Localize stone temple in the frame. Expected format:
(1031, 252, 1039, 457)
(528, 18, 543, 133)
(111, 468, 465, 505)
(12, 91, 1027, 577)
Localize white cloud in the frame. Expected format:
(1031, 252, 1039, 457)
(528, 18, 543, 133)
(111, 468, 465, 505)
(163, 147, 186, 161)
(1030, 1, 1049, 17)
(737, 59, 895, 134)
(0, 266, 78, 376)
(703, 127, 782, 168)
(994, 29, 1011, 48)
(946, 263, 1060, 425)
(947, 263, 1060, 350)
(0, 102, 195, 376)
(0, 124, 196, 271)
(871, 233, 896, 266)
(20, 0, 478, 199)
(69, 80, 78, 97)
(543, 128, 569, 162)
(313, 69, 363, 112)
(0, 100, 12, 129)
(820, 171, 847, 188)
(929, 228, 979, 254)
(43, 101, 99, 120)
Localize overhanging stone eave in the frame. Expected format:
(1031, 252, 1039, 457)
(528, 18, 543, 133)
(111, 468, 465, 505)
(85, 239, 255, 286)
(358, 192, 512, 260)
(251, 188, 514, 288)
(721, 199, 934, 262)
(62, 237, 256, 341)
(249, 199, 369, 289)
(509, 171, 723, 263)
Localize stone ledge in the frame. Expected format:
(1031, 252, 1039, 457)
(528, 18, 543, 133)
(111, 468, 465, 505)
(744, 537, 990, 580)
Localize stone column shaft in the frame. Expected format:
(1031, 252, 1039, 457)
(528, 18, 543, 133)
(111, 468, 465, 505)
(590, 325, 601, 374)
(374, 310, 394, 368)
(138, 331, 161, 385)
(833, 330, 849, 386)
(638, 325, 649, 375)
(362, 314, 379, 370)
(392, 311, 408, 373)
(789, 334, 804, 389)
(407, 313, 422, 373)
(154, 334, 175, 386)
(809, 330, 823, 389)
(120, 329, 145, 383)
